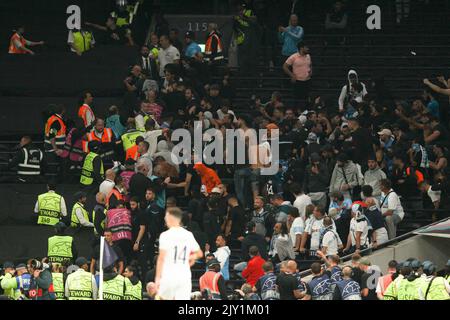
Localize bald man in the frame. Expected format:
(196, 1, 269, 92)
(93, 192, 107, 236)
(276, 260, 304, 300)
(99, 169, 116, 197)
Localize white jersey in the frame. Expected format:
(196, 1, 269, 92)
(159, 227, 200, 280)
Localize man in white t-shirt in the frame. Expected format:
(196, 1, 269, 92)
(158, 35, 180, 77)
(99, 169, 116, 197)
(287, 208, 304, 251)
(155, 207, 203, 300)
(380, 179, 404, 240)
(419, 180, 441, 221)
(300, 206, 326, 256)
(291, 183, 312, 220)
(345, 203, 369, 254)
(319, 217, 343, 257)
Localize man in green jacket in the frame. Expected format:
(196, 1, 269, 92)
(0, 262, 21, 299)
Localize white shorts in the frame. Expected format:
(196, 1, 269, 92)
(158, 278, 192, 300)
(375, 228, 389, 245)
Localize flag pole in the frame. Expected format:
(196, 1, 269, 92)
(99, 236, 104, 300)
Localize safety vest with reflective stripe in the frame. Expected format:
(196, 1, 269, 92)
(61, 128, 84, 162)
(48, 235, 73, 265)
(419, 276, 450, 300)
(80, 152, 104, 186)
(82, 129, 114, 153)
(78, 104, 95, 128)
(199, 271, 222, 300)
(124, 278, 142, 300)
(121, 130, 143, 152)
(72, 31, 93, 54)
(45, 114, 66, 149)
(18, 147, 43, 176)
(406, 167, 425, 185)
(205, 32, 224, 61)
(51, 273, 65, 300)
(106, 188, 125, 209)
(397, 277, 424, 300)
(37, 192, 62, 226)
(9, 33, 27, 54)
(103, 274, 125, 300)
(71, 202, 90, 227)
(125, 144, 140, 161)
(67, 269, 94, 300)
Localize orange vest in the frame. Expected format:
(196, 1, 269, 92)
(78, 104, 95, 128)
(199, 271, 221, 296)
(9, 33, 27, 54)
(406, 167, 424, 184)
(106, 188, 125, 208)
(378, 273, 394, 297)
(205, 33, 223, 60)
(44, 115, 67, 147)
(125, 145, 140, 161)
(82, 128, 113, 153)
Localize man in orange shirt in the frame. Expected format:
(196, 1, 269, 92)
(283, 41, 312, 102)
(78, 91, 96, 129)
(8, 26, 44, 55)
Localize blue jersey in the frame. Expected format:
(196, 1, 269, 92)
(257, 272, 279, 300)
(308, 274, 333, 300)
(335, 278, 361, 300)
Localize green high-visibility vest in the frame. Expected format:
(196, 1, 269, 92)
(397, 277, 423, 300)
(72, 31, 93, 54)
(52, 272, 65, 300)
(103, 274, 125, 300)
(92, 207, 106, 236)
(48, 235, 73, 265)
(71, 202, 90, 227)
(37, 192, 62, 226)
(121, 130, 143, 152)
(124, 278, 142, 300)
(80, 152, 104, 186)
(383, 275, 403, 300)
(419, 277, 450, 300)
(67, 270, 94, 300)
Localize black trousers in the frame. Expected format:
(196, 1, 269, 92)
(293, 79, 312, 102)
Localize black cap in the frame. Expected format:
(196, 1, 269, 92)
(3, 261, 14, 269)
(185, 31, 195, 39)
(337, 153, 349, 162)
(75, 257, 88, 267)
(206, 259, 221, 268)
(15, 263, 26, 271)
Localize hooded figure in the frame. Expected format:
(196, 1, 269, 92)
(193, 163, 222, 194)
(338, 70, 368, 112)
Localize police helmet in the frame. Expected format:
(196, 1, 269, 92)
(422, 261, 437, 276)
(410, 259, 422, 271)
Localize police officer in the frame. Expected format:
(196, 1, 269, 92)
(333, 266, 362, 300)
(47, 222, 77, 266)
(34, 183, 67, 226)
(418, 261, 450, 300)
(397, 259, 426, 300)
(383, 261, 407, 300)
(80, 140, 104, 193)
(110, 0, 135, 27)
(123, 265, 142, 300)
(51, 264, 66, 300)
(102, 265, 125, 300)
(68, 28, 95, 56)
(199, 259, 228, 300)
(7, 136, 46, 183)
(65, 257, 98, 300)
(120, 119, 144, 158)
(303, 262, 333, 300)
(71, 191, 94, 228)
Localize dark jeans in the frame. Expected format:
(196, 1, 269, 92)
(293, 80, 311, 102)
(234, 167, 253, 209)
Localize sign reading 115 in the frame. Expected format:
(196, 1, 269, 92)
(187, 22, 208, 32)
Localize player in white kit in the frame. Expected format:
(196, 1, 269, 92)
(155, 207, 203, 300)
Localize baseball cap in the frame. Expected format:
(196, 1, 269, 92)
(337, 153, 349, 162)
(15, 263, 26, 271)
(360, 258, 371, 266)
(75, 257, 88, 267)
(185, 31, 195, 39)
(206, 259, 221, 268)
(378, 128, 392, 136)
(3, 261, 14, 269)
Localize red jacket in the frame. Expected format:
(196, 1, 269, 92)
(242, 255, 266, 286)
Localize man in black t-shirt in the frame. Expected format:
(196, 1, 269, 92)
(276, 260, 304, 300)
(90, 229, 125, 274)
(359, 258, 380, 300)
(225, 197, 246, 243)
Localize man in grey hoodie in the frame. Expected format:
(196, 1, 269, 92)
(338, 70, 368, 112)
(364, 157, 387, 199)
(329, 153, 363, 200)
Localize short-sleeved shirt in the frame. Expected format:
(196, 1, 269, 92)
(158, 45, 180, 76)
(276, 273, 298, 300)
(159, 227, 200, 279)
(361, 270, 379, 300)
(92, 243, 124, 271)
(285, 53, 312, 81)
(380, 190, 405, 220)
(349, 218, 369, 247)
(289, 217, 304, 248)
(305, 217, 324, 250)
(321, 230, 342, 256)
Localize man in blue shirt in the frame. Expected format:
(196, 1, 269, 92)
(423, 88, 440, 119)
(184, 31, 202, 59)
(278, 14, 304, 60)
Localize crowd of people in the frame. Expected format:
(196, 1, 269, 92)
(3, 0, 450, 301)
